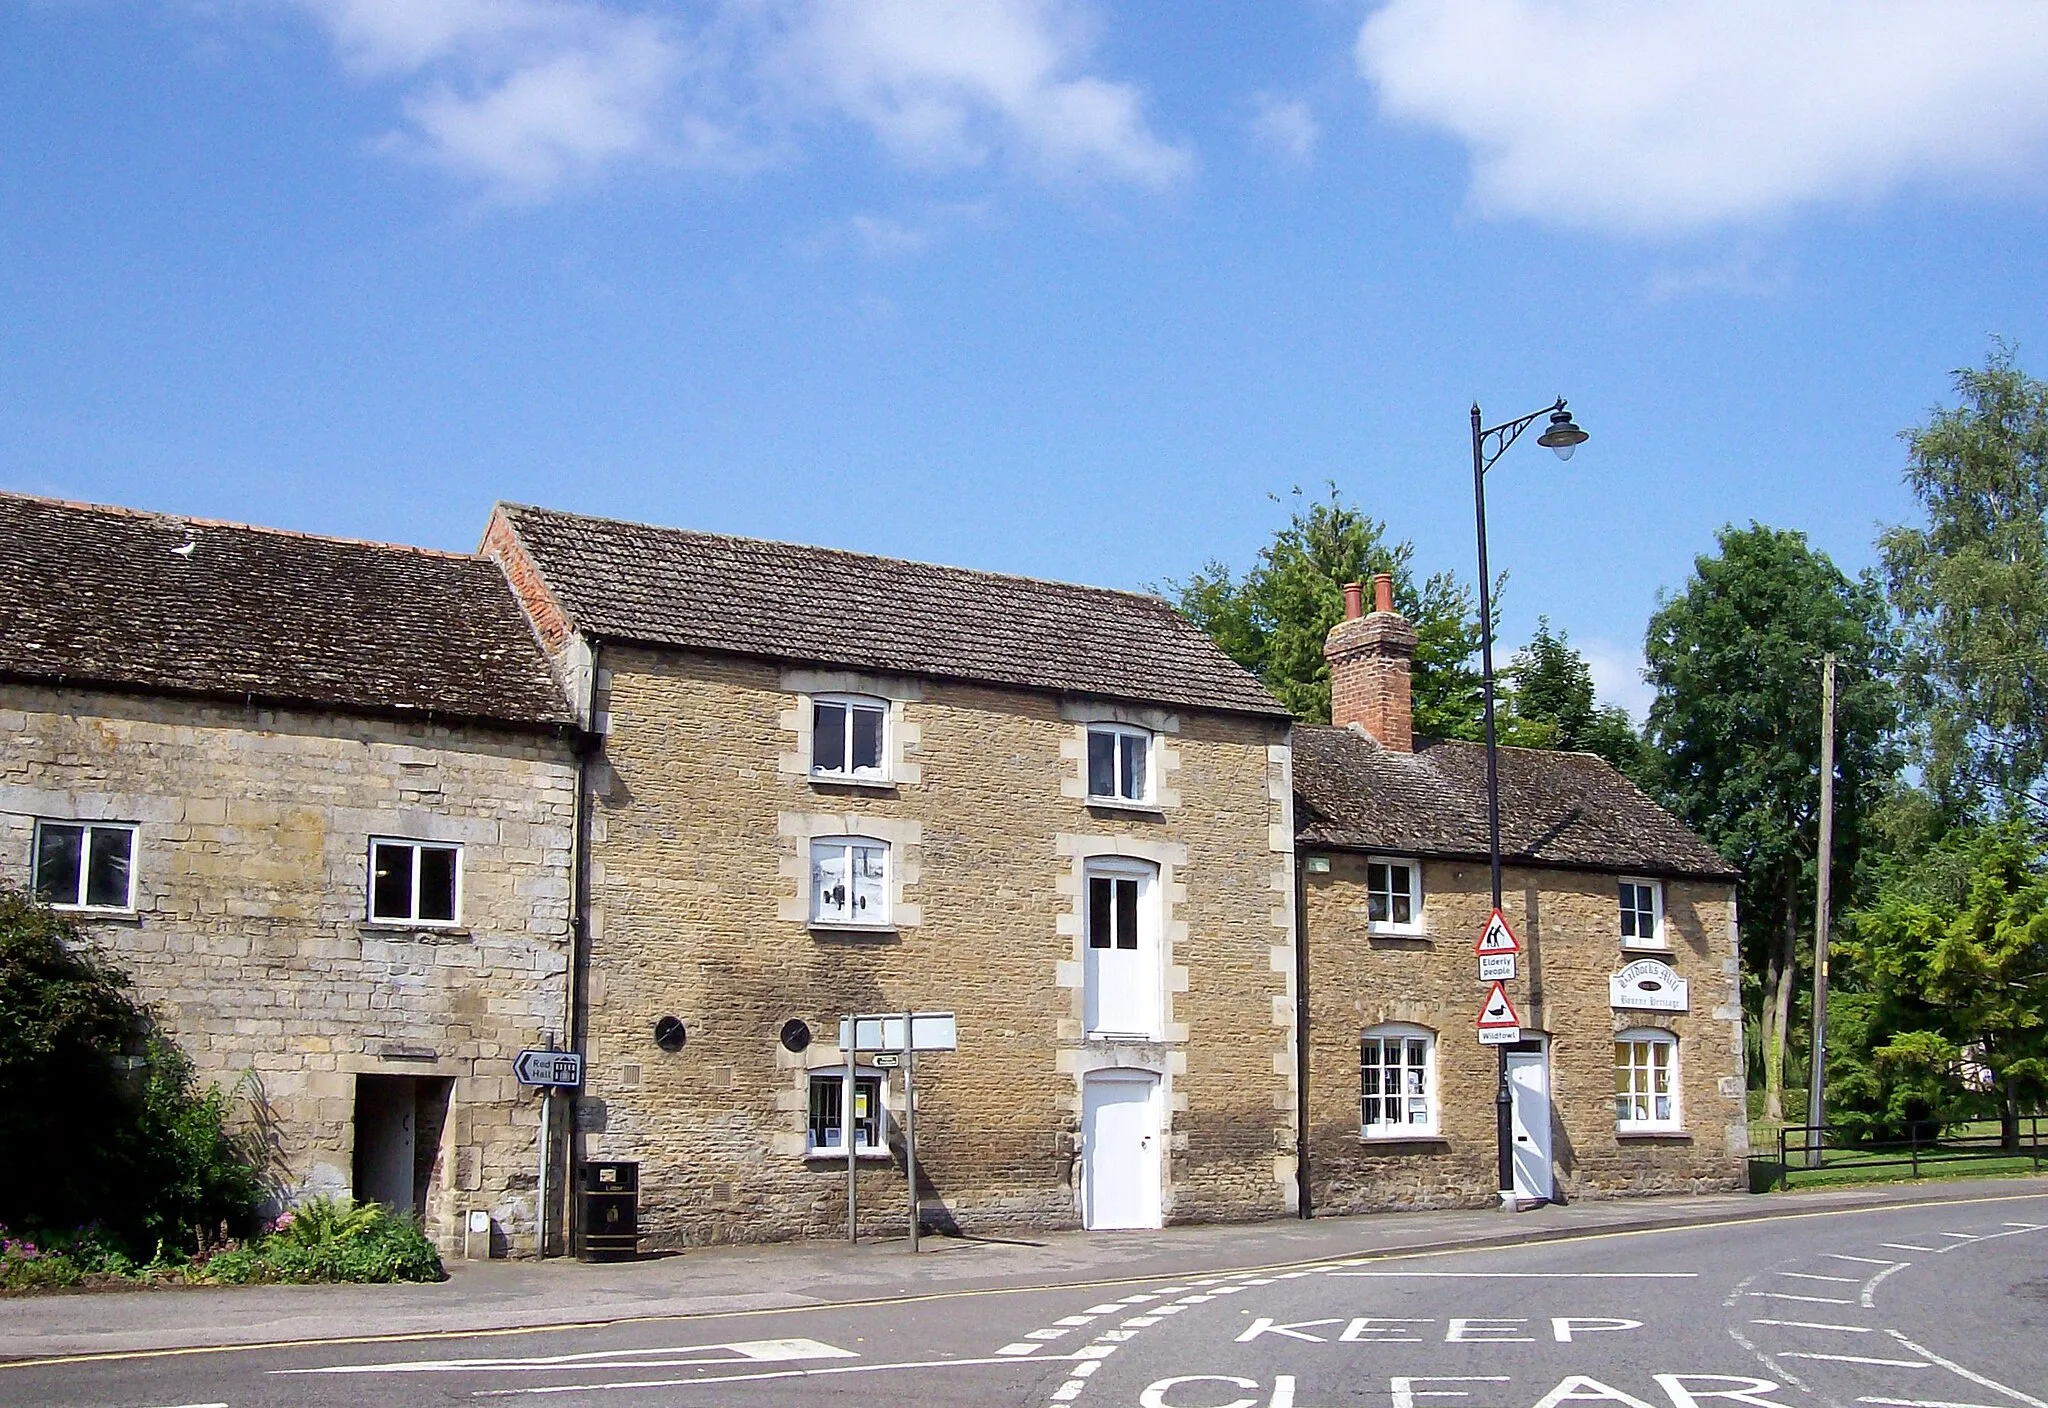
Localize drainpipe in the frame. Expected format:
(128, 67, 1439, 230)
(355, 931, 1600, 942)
(1293, 846, 1312, 1220)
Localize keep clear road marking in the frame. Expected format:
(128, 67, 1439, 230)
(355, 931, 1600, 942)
(274, 1339, 856, 1376)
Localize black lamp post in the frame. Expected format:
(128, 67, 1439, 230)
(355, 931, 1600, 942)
(1470, 397, 1587, 1205)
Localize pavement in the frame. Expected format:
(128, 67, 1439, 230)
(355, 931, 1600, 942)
(5, 1174, 2045, 1364)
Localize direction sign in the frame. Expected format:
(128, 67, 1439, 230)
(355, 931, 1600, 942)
(839, 1011, 959, 1053)
(1476, 981, 1522, 1046)
(1474, 908, 1521, 956)
(513, 1049, 584, 1088)
(1478, 952, 1518, 982)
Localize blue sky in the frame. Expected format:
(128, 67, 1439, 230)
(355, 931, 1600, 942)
(6, 2, 2048, 717)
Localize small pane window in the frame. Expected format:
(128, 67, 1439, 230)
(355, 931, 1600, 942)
(1085, 726, 1151, 802)
(1620, 880, 1663, 945)
(808, 1072, 883, 1154)
(369, 839, 461, 924)
(812, 698, 888, 780)
(1366, 859, 1420, 931)
(1362, 1027, 1437, 1136)
(1615, 1033, 1679, 1129)
(811, 838, 889, 926)
(33, 821, 136, 911)
(1087, 873, 1141, 950)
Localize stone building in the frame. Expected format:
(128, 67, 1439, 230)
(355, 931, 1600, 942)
(0, 493, 582, 1255)
(484, 503, 1299, 1245)
(1294, 576, 1745, 1213)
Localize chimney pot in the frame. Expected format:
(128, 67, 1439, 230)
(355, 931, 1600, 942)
(1324, 576, 1419, 751)
(1373, 572, 1394, 614)
(1342, 581, 1364, 621)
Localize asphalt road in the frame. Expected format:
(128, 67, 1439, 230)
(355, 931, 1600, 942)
(11, 1192, 2047, 1408)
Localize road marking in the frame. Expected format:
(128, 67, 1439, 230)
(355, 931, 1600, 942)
(1780, 1353, 1931, 1368)
(276, 1338, 855, 1376)
(1744, 1292, 1855, 1305)
(1883, 1331, 2048, 1408)
(1332, 1271, 1697, 1279)
(1775, 1272, 1860, 1283)
(1825, 1254, 1902, 1265)
(2003, 1222, 2046, 1229)
(1936, 1223, 2048, 1253)
(1028, 1329, 1071, 1340)
(1861, 1262, 1913, 1307)
(470, 1352, 1044, 1397)
(1085, 1303, 1126, 1314)
(1728, 1327, 1814, 1394)
(1751, 1319, 1873, 1333)
(1859, 1399, 2015, 1408)
(998, 1343, 1043, 1356)
(1938, 1232, 1978, 1240)
(1881, 1243, 1934, 1252)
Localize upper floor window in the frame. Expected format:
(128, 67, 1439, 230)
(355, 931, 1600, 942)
(812, 696, 887, 781)
(1361, 1025, 1437, 1137)
(370, 839, 461, 925)
(811, 837, 888, 927)
(33, 820, 136, 912)
(1086, 725, 1152, 804)
(1615, 1030, 1680, 1130)
(1619, 878, 1664, 947)
(1366, 857, 1422, 934)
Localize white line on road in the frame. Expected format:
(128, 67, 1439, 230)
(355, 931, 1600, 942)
(1331, 1271, 1698, 1279)
(1859, 1399, 2016, 1408)
(275, 1339, 854, 1376)
(1861, 1262, 1914, 1307)
(1776, 1272, 1861, 1283)
(997, 1343, 1042, 1356)
(1884, 1331, 2048, 1408)
(1728, 1327, 1813, 1394)
(469, 1352, 1044, 1397)
(1936, 1224, 2048, 1253)
(1826, 1254, 1904, 1265)
(1938, 1233, 1979, 1241)
(1751, 1319, 1874, 1333)
(1882, 1243, 1934, 1252)
(1744, 1291, 1856, 1305)
(1779, 1353, 1931, 1368)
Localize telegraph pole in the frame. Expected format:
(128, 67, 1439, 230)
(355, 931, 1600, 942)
(1805, 653, 1836, 1168)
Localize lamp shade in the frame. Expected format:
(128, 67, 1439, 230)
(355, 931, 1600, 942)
(1537, 407, 1588, 461)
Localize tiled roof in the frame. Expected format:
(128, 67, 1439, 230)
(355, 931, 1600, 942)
(492, 503, 1289, 718)
(0, 493, 574, 729)
(1293, 724, 1737, 880)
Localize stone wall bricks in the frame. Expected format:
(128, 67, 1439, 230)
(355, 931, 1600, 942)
(0, 683, 578, 1256)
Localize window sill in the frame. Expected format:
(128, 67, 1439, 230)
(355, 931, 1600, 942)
(809, 775, 898, 793)
(1616, 1128, 1690, 1142)
(1359, 1134, 1449, 1151)
(362, 922, 471, 937)
(1367, 925, 1427, 940)
(52, 906, 142, 924)
(1620, 941, 1672, 954)
(808, 923, 899, 941)
(1084, 1030, 1168, 1044)
(1084, 797, 1166, 817)
(804, 1149, 892, 1163)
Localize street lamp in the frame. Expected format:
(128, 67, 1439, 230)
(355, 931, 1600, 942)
(1471, 396, 1586, 1208)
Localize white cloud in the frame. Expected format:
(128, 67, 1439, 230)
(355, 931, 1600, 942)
(288, 0, 1184, 200)
(1357, 0, 2048, 233)
(1249, 93, 1319, 166)
(767, 0, 1190, 186)
(1581, 638, 1655, 723)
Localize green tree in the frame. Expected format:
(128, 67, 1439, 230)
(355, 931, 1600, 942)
(1838, 825, 2048, 1146)
(1172, 485, 1486, 733)
(1641, 525, 1900, 1122)
(1880, 342, 2048, 819)
(1503, 617, 1646, 773)
(0, 887, 264, 1253)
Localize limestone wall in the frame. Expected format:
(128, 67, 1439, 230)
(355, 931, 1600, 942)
(0, 684, 578, 1254)
(575, 646, 1296, 1246)
(1303, 853, 1745, 1214)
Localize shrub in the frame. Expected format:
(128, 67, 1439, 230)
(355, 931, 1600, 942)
(199, 1198, 444, 1285)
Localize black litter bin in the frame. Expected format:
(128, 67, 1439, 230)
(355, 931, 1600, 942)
(576, 1161, 639, 1262)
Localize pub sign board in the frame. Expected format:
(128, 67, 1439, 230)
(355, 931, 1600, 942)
(1609, 958, 1689, 1013)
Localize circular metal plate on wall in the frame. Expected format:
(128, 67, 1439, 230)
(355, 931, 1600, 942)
(779, 1018, 812, 1053)
(653, 1015, 686, 1052)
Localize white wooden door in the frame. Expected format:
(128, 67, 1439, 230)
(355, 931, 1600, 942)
(1082, 1071, 1162, 1229)
(1083, 863, 1160, 1038)
(1507, 1048, 1554, 1204)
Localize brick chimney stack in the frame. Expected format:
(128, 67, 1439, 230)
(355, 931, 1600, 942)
(1324, 571, 1417, 751)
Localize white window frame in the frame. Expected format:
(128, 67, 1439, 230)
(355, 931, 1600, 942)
(806, 1069, 889, 1158)
(368, 837, 464, 926)
(1618, 877, 1666, 949)
(1084, 723, 1155, 806)
(1365, 856, 1423, 935)
(809, 836, 891, 929)
(1361, 1024, 1438, 1138)
(810, 694, 891, 783)
(1615, 1029, 1682, 1132)
(31, 819, 138, 913)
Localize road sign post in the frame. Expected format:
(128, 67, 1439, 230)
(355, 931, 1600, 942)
(837, 1011, 956, 1249)
(1476, 980, 1522, 1046)
(1474, 909, 1521, 983)
(514, 1049, 585, 1089)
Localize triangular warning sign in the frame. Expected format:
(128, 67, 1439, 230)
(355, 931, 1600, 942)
(1477, 980, 1521, 1030)
(1474, 908, 1521, 956)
